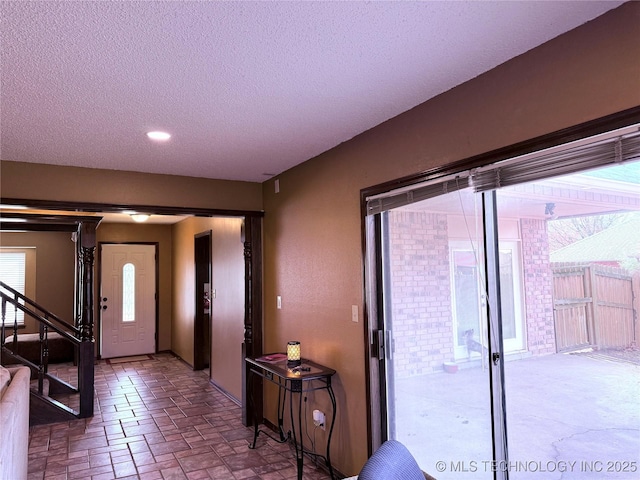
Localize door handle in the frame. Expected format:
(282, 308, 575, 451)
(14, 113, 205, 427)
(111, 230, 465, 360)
(385, 330, 394, 360)
(492, 352, 500, 365)
(377, 330, 385, 359)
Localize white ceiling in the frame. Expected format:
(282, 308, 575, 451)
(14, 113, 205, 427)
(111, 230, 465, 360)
(0, 1, 625, 183)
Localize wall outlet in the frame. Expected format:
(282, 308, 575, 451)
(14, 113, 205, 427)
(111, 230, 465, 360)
(313, 409, 325, 430)
(351, 304, 358, 322)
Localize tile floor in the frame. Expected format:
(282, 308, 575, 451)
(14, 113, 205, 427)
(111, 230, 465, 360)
(27, 353, 333, 480)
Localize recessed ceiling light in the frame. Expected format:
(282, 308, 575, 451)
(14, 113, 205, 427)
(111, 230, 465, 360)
(146, 131, 171, 141)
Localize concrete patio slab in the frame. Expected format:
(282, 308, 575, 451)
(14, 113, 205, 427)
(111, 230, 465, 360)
(394, 350, 640, 479)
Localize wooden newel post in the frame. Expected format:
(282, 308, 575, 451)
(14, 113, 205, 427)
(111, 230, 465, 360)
(241, 215, 263, 427)
(78, 221, 98, 418)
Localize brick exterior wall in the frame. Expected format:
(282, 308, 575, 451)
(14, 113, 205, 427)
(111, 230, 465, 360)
(520, 218, 556, 354)
(386, 213, 556, 379)
(387, 211, 453, 377)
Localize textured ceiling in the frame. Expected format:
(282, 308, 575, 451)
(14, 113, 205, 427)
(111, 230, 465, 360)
(0, 1, 625, 183)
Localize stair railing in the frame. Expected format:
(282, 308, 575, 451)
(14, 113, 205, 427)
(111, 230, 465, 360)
(0, 281, 92, 418)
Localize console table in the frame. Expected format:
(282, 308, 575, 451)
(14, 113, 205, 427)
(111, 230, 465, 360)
(246, 354, 336, 480)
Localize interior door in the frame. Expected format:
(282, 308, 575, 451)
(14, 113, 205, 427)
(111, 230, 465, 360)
(100, 244, 156, 359)
(194, 231, 211, 370)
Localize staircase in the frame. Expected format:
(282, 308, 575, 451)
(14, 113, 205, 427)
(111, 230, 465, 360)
(1, 281, 95, 425)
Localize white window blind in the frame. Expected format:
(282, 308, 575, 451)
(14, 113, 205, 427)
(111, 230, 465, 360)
(0, 251, 26, 325)
(470, 129, 640, 193)
(365, 124, 640, 215)
(366, 172, 470, 216)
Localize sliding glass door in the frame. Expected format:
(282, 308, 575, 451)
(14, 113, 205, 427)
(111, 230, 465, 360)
(366, 124, 640, 479)
(496, 164, 640, 480)
(379, 188, 497, 478)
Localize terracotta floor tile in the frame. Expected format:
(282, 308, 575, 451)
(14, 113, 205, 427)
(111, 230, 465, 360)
(89, 452, 112, 467)
(206, 464, 236, 479)
(137, 458, 180, 474)
(89, 443, 130, 456)
(231, 468, 259, 479)
(149, 438, 191, 457)
(69, 435, 109, 452)
(68, 464, 113, 479)
(222, 451, 273, 471)
(67, 461, 91, 472)
(160, 465, 189, 480)
(173, 446, 213, 459)
(132, 451, 156, 467)
(28, 458, 48, 474)
(143, 432, 166, 445)
(42, 462, 69, 475)
(112, 460, 137, 478)
(162, 432, 185, 443)
(128, 439, 151, 454)
(28, 354, 332, 480)
(111, 451, 134, 464)
(139, 470, 163, 480)
(110, 433, 146, 446)
(154, 453, 175, 463)
(260, 472, 286, 480)
(185, 468, 213, 479)
(43, 473, 67, 480)
(178, 452, 224, 473)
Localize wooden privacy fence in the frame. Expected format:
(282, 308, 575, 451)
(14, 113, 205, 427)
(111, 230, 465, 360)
(552, 263, 638, 352)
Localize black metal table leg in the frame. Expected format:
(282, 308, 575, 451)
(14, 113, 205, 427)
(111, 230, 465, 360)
(326, 380, 337, 479)
(289, 379, 303, 480)
(277, 385, 287, 441)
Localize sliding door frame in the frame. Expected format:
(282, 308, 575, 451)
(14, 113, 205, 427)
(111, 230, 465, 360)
(360, 106, 640, 456)
(483, 191, 509, 474)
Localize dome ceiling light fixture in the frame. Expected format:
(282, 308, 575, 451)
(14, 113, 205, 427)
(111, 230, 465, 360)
(131, 214, 151, 223)
(146, 131, 171, 141)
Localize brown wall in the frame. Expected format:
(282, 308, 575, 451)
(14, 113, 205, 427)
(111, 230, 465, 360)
(210, 217, 245, 401)
(171, 215, 245, 393)
(0, 232, 75, 333)
(96, 223, 173, 352)
(0, 161, 262, 212)
(262, 3, 640, 475)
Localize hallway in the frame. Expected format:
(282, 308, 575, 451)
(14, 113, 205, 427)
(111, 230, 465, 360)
(27, 353, 331, 480)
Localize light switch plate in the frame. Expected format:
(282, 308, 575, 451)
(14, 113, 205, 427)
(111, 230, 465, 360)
(351, 305, 358, 322)
(277, 296, 282, 309)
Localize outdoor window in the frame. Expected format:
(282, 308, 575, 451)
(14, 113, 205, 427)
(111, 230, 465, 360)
(0, 247, 36, 326)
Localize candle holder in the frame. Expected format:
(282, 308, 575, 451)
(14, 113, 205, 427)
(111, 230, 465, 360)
(287, 341, 301, 368)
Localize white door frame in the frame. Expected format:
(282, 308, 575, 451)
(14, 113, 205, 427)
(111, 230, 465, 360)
(498, 241, 525, 353)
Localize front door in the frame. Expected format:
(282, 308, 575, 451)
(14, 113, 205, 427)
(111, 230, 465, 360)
(100, 244, 156, 358)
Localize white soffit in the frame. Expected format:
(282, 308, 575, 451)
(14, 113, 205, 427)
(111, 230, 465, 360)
(0, 1, 625, 182)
